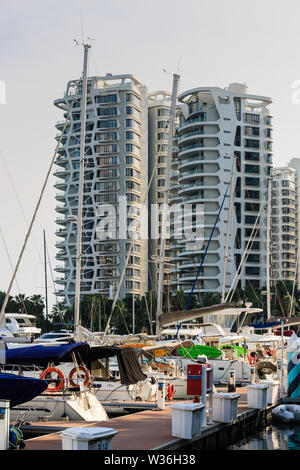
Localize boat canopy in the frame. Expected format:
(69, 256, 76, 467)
(0, 372, 48, 408)
(4, 342, 90, 367)
(158, 303, 235, 327)
(87, 346, 147, 385)
(4, 343, 148, 386)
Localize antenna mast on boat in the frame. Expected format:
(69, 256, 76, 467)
(74, 42, 90, 339)
(156, 73, 180, 335)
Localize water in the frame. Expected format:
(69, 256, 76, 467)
(228, 424, 300, 450)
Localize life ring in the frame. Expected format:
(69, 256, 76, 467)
(265, 349, 274, 357)
(40, 367, 65, 393)
(69, 366, 90, 388)
(247, 353, 258, 365)
(166, 383, 174, 401)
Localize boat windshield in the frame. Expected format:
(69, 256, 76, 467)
(205, 313, 237, 331)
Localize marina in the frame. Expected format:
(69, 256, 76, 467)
(2, 0, 300, 455)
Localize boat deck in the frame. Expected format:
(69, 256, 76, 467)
(20, 387, 276, 451)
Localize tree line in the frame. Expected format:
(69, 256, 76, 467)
(1, 280, 299, 334)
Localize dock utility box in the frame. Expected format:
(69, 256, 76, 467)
(187, 364, 213, 396)
(259, 379, 279, 405)
(171, 403, 205, 439)
(61, 427, 118, 450)
(212, 392, 240, 423)
(246, 384, 268, 409)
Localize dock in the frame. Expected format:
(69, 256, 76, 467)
(20, 387, 279, 451)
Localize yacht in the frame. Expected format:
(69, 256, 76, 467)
(0, 313, 41, 343)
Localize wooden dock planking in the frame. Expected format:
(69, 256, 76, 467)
(21, 388, 271, 451)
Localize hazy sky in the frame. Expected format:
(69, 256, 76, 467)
(1, 0, 300, 311)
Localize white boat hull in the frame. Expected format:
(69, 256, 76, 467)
(10, 391, 108, 423)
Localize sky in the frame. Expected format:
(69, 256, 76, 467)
(0, 0, 300, 312)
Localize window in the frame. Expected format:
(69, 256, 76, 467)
(245, 139, 260, 149)
(95, 94, 118, 103)
(245, 215, 258, 224)
(245, 164, 260, 174)
(126, 93, 140, 104)
(157, 132, 169, 141)
(97, 107, 118, 116)
(157, 120, 168, 129)
(97, 120, 118, 129)
(244, 113, 260, 124)
(245, 202, 259, 212)
(245, 177, 260, 187)
(245, 152, 259, 162)
(126, 143, 140, 153)
(157, 108, 170, 117)
(126, 155, 141, 167)
(126, 119, 140, 130)
(245, 266, 260, 276)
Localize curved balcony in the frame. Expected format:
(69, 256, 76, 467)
(178, 132, 219, 146)
(178, 182, 219, 196)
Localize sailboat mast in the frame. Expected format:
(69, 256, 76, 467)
(221, 155, 236, 302)
(74, 43, 90, 337)
(43, 229, 49, 324)
(156, 73, 180, 335)
(266, 178, 271, 320)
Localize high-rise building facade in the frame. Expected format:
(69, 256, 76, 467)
(169, 83, 273, 296)
(54, 74, 148, 305)
(54, 77, 274, 307)
(271, 166, 297, 282)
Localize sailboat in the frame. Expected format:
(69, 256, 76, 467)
(0, 42, 110, 423)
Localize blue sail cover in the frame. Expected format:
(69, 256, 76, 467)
(250, 321, 282, 329)
(4, 342, 90, 367)
(0, 373, 48, 408)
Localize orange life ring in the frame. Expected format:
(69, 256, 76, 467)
(166, 383, 175, 401)
(40, 367, 65, 393)
(68, 366, 90, 388)
(247, 353, 258, 365)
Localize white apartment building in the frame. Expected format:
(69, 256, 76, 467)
(169, 83, 273, 296)
(271, 166, 297, 282)
(54, 74, 148, 305)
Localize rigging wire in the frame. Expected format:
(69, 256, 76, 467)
(0, 75, 82, 325)
(0, 228, 29, 315)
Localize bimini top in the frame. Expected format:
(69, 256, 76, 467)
(4, 342, 90, 367)
(0, 372, 48, 408)
(4, 343, 147, 386)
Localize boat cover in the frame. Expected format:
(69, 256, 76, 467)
(88, 346, 147, 385)
(0, 372, 48, 408)
(4, 342, 90, 367)
(250, 321, 282, 329)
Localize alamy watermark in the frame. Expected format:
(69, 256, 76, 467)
(95, 197, 205, 252)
